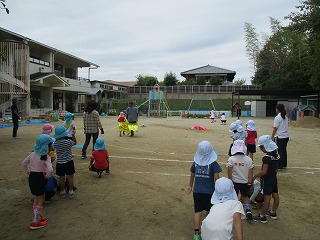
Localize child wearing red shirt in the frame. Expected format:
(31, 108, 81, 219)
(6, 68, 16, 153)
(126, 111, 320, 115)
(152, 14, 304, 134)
(118, 112, 129, 137)
(245, 120, 257, 160)
(89, 138, 110, 178)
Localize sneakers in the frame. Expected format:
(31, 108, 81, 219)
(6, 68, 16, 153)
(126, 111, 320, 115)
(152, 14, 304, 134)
(81, 155, 86, 159)
(267, 210, 278, 220)
(97, 171, 102, 178)
(40, 216, 48, 222)
(253, 214, 267, 223)
(30, 220, 47, 230)
(245, 209, 253, 220)
(68, 190, 75, 199)
(60, 190, 66, 198)
(193, 234, 201, 240)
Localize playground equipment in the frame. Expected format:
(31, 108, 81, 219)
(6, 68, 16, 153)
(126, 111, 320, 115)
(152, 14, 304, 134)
(137, 84, 170, 117)
(187, 98, 216, 114)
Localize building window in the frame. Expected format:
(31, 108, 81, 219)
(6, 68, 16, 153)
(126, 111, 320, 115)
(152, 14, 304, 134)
(29, 56, 50, 67)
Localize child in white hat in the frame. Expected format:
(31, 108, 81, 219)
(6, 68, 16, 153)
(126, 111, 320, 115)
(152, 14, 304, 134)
(245, 120, 257, 160)
(228, 121, 248, 156)
(226, 139, 254, 220)
(201, 177, 245, 240)
(253, 135, 280, 223)
(185, 140, 222, 240)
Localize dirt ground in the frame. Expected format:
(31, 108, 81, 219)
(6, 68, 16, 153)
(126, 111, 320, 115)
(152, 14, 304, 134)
(0, 116, 319, 240)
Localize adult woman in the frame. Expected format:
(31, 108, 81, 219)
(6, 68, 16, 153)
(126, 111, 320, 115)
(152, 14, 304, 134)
(271, 104, 289, 169)
(81, 100, 104, 159)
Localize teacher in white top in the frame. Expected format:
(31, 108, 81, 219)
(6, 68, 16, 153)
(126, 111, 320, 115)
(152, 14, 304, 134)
(271, 104, 289, 169)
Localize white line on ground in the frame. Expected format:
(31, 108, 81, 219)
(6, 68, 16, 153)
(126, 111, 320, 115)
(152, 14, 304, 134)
(125, 171, 189, 177)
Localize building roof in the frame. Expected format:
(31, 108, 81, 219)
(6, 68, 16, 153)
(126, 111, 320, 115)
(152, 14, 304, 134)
(0, 27, 99, 68)
(181, 64, 236, 76)
(104, 80, 136, 87)
(30, 72, 69, 87)
(295, 105, 316, 111)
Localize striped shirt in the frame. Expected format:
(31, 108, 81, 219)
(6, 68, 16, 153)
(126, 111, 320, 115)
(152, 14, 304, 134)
(54, 139, 74, 164)
(83, 110, 102, 133)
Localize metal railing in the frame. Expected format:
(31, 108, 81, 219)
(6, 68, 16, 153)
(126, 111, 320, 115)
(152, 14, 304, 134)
(128, 84, 262, 94)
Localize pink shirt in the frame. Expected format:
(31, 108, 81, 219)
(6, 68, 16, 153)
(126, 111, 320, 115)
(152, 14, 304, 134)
(21, 152, 53, 178)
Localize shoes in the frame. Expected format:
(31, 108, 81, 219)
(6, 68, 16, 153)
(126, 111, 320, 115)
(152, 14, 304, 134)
(60, 190, 66, 198)
(105, 170, 110, 175)
(68, 190, 75, 199)
(40, 216, 48, 222)
(30, 220, 47, 230)
(97, 171, 102, 178)
(245, 209, 253, 220)
(253, 214, 267, 223)
(267, 210, 278, 220)
(81, 155, 86, 159)
(193, 234, 201, 240)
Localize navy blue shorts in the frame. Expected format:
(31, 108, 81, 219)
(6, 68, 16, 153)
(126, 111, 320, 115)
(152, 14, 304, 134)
(261, 178, 278, 195)
(233, 182, 250, 197)
(247, 144, 256, 153)
(29, 172, 47, 196)
(193, 193, 212, 212)
(56, 160, 75, 176)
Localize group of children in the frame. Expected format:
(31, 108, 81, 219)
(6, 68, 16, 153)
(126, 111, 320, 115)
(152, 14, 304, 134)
(21, 112, 110, 230)
(209, 110, 227, 125)
(187, 119, 281, 240)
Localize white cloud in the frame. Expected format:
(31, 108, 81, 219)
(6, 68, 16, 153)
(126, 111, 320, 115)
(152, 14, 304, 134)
(1, 0, 300, 83)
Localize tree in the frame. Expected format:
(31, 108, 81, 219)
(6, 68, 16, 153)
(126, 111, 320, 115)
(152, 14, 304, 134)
(244, 22, 260, 74)
(234, 78, 246, 86)
(208, 75, 222, 85)
(286, 0, 320, 90)
(195, 76, 206, 85)
(0, 1, 9, 14)
(163, 72, 179, 86)
(135, 74, 158, 86)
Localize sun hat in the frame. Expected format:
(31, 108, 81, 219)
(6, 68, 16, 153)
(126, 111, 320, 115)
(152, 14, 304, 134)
(42, 123, 54, 135)
(65, 112, 74, 123)
(119, 112, 125, 118)
(211, 177, 238, 205)
(229, 122, 238, 132)
(236, 125, 244, 133)
(258, 135, 278, 152)
(235, 119, 243, 126)
(194, 141, 217, 166)
(53, 125, 68, 139)
(246, 120, 256, 131)
(34, 134, 53, 155)
(94, 138, 106, 151)
(231, 139, 247, 155)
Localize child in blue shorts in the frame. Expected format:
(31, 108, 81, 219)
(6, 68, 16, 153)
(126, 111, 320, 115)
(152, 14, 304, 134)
(186, 140, 222, 240)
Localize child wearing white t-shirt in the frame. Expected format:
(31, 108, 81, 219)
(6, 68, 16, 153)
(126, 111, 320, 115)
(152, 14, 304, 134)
(201, 177, 245, 240)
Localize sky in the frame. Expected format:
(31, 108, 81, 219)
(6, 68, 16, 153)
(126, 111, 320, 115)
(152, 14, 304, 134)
(1, 0, 301, 84)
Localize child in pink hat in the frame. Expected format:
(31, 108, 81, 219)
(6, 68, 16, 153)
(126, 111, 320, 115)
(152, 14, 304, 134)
(117, 112, 129, 137)
(42, 124, 54, 135)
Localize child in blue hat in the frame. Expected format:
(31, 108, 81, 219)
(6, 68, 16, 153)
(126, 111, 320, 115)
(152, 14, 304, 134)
(63, 112, 76, 140)
(89, 138, 110, 178)
(53, 125, 77, 198)
(22, 134, 54, 230)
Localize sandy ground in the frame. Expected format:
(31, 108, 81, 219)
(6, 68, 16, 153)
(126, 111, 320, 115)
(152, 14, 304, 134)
(0, 116, 319, 240)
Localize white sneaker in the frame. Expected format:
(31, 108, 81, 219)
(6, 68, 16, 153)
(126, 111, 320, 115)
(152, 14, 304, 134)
(68, 190, 75, 199)
(60, 190, 66, 198)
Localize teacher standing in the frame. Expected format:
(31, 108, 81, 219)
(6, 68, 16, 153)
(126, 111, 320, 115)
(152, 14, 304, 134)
(271, 104, 289, 169)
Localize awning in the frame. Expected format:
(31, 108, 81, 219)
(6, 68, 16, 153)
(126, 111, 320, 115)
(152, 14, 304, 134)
(30, 72, 69, 87)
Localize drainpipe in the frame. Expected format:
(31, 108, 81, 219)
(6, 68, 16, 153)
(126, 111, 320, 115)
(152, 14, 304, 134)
(88, 66, 98, 81)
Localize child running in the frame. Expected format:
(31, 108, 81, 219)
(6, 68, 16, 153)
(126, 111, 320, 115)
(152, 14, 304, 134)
(22, 134, 54, 229)
(253, 135, 280, 223)
(89, 138, 110, 177)
(117, 112, 129, 137)
(201, 177, 245, 240)
(245, 120, 257, 160)
(53, 125, 77, 198)
(227, 139, 254, 220)
(186, 140, 222, 240)
(63, 112, 76, 140)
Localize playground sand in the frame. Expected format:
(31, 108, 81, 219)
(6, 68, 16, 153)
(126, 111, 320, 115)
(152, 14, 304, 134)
(0, 116, 319, 240)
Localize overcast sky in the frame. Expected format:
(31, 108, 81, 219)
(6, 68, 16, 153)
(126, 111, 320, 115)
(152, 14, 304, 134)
(1, 0, 300, 84)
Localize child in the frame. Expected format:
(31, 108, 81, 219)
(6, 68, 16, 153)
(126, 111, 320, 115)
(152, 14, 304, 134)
(186, 140, 222, 240)
(89, 138, 110, 177)
(209, 110, 215, 123)
(228, 122, 248, 156)
(63, 112, 76, 140)
(42, 123, 54, 135)
(22, 134, 54, 229)
(53, 125, 77, 198)
(201, 177, 245, 240)
(245, 120, 257, 160)
(253, 135, 280, 223)
(220, 113, 227, 125)
(118, 112, 129, 137)
(226, 140, 254, 220)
